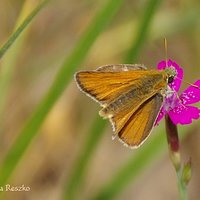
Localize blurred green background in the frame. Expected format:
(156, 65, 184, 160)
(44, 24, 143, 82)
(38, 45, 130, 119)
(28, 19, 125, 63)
(0, 0, 200, 199)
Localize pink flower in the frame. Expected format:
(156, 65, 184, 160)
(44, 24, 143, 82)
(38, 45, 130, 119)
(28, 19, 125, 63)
(156, 59, 200, 125)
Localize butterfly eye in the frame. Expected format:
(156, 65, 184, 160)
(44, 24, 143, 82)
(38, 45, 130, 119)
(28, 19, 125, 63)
(168, 76, 174, 84)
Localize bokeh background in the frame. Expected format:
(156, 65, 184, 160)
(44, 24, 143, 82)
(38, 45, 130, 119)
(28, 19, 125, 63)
(0, 0, 200, 199)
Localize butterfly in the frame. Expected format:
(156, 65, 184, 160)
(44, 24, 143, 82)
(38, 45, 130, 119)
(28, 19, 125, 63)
(75, 64, 177, 148)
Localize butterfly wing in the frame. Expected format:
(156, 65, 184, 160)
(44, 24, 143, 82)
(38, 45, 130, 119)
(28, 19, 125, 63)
(117, 93, 163, 148)
(75, 65, 166, 148)
(75, 64, 161, 107)
(96, 64, 147, 72)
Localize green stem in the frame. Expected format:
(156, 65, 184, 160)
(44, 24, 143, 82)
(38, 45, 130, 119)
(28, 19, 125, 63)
(165, 115, 189, 200)
(176, 169, 188, 200)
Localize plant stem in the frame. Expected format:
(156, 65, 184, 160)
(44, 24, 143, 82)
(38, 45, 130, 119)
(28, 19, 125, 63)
(176, 169, 188, 200)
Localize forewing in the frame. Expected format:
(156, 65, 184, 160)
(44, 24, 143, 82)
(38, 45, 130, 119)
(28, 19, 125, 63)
(96, 64, 147, 72)
(117, 94, 163, 148)
(75, 66, 153, 106)
(99, 72, 165, 118)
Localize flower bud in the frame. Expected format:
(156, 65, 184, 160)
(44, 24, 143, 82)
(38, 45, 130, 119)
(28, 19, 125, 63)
(181, 159, 192, 185)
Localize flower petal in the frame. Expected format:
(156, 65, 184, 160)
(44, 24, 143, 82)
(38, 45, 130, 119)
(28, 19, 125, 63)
(169, 105, 200, 125)
(180, 80, 200, 105)
(168, 60, 183, 92)
(155, 106, 167, 125)
(157, 59, 183, 92)
(157, 60, 166, 70)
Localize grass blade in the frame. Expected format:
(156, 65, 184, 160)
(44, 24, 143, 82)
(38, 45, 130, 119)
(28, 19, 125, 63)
(0, 0, 49, 60)
(124, 0, 162, 63)
(0, 0, 124, 189)
(64, 0, 163, 199)
(63, 118, 107, 200)
(0, 0, 49, 129)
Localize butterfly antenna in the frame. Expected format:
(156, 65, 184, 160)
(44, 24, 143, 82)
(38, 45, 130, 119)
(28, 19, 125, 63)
(164, 38, 168, 67)
(177, 77, 200, 90)
(164, 38, 200, 90)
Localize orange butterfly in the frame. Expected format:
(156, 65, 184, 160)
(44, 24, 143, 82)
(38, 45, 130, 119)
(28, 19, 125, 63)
(75, 64, 176, 148)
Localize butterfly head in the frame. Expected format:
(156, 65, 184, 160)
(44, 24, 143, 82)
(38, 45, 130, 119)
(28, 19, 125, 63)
(164, 67, 177, 84)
